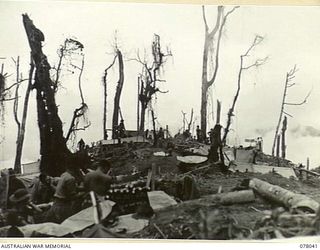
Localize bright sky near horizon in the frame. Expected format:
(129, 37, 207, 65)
(0, 1, 320, 168)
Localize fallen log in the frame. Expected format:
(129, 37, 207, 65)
(218, 190, 256, 205)
(179, 189, 256, 207)
(249, 178, 319, 213)
(296, 168, 320, 177)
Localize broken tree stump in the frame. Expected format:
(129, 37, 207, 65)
(249, 178, 320, 213)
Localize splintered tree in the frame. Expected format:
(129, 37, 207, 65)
(23, 14, 70, 176)
(201, 5, 238, 138)
(222, 35, 267, 145)
(136, 34, 172, 132)
(271, 65, 311, 157)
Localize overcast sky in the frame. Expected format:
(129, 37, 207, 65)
(0, 1, 320, 168)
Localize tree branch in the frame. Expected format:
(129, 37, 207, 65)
(242, 56, 268, 70)
(222, 35, 265, 144)
(78, 55, 85, 104)
(1, 96, 19, 102)
(3, 79, 29, 92)
(207, 6, 238, 86)
(202, 5, 209, 33)
(209, 6, 224, 37)
(283, 111, 293, 118)
(243, 35, 264, 57)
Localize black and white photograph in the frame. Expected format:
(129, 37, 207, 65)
(0, 0, 320, 241)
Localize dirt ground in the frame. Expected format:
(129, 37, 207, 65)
(101, 143, 320, 240)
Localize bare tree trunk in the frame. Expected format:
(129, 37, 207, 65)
(187, 108, 194, 131)
(200, 6, 238, 138)
(271, 66, 310, 156)
(222, 56, 243, 145)
(151, 109, 157, 146)
(271, 74, 288, 156)
(140, 103, 146, 132)
(222, 36, 266, 145)
(14, 54, 34, 173)
(103, 55, 117, 140)
(139, 78, 146, 132)
(281, 116, 287, 159)
(112, 50, 124, 139)
(13, 56, 21, 173)
(276, 134, 280, 158)
(23, 14, 70, 177)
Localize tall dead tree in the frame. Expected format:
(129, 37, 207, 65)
(281, 116, 287, 159)
(102, 55, 117, 140)
(13, 54, 35, 173)
(201, 5, 238, 138)
(136, 34, 171, 132)
(222, 35, 267, 145)
(112, 49, 124, 139)
(271, 65, 311, 156)
(12, 57, 21, 162)
(23, 14, 70, 176)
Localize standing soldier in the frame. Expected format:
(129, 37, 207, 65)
(119, 119, 126, 138)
